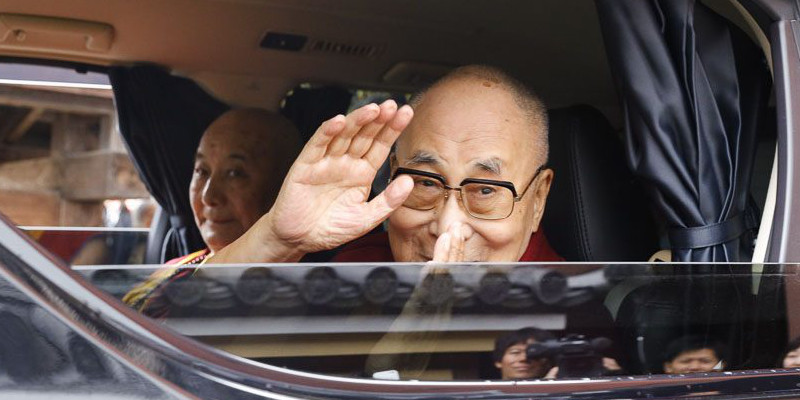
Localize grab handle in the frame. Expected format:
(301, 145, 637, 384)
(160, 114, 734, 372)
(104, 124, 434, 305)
(0, 13, 114, 53)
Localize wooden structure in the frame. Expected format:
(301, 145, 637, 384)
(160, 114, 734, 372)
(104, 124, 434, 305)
(0, 83, 148, 226)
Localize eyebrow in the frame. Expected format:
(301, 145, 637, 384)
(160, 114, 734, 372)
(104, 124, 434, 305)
(473, 157, 504, 176)
(194, 152, 248, 162)
(405, 152, 504, 176)
(405, 151, 440, 166)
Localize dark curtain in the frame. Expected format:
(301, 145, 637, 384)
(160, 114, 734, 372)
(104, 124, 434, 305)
(596, 0, 771, 262)
(109, 66, 229, 256)
(280, 86, 352, 142)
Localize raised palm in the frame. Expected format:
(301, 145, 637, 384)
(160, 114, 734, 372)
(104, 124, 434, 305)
(267, 101, 414, 253)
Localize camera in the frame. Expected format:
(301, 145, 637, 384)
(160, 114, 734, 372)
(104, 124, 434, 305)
(526, 334, 611, 378)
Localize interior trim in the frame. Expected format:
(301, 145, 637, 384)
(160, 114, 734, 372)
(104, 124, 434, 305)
(752, 149, 777, 264)
(767, 20, 800, 262)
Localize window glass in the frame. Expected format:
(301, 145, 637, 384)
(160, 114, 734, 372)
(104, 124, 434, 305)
(0, 0, 786, 395)
(79, 262, 788, 381)
(0, 62, 152, 265)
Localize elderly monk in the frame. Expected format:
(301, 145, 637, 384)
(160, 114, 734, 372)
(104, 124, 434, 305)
(123, 108, 302, 313)
(210, 65, 561, 265)
(189, 109, 301, 253)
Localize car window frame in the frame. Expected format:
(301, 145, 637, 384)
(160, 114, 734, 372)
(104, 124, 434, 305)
(0, 0, 798, 398)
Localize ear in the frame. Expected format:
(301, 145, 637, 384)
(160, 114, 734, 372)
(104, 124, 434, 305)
(494, 361, 503, 370)
(530, 168, 554, 232)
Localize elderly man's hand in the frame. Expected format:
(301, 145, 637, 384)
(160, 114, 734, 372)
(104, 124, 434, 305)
(265, 100, 414, 255)
(209, 100, 414, 264)
(430, 222, 467, 263)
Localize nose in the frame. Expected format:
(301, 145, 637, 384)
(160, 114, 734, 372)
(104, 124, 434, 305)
(202, 174, 226, 207)
(429, 191, 474, 239)
(687, 361, 704, 372)
(515, 355, 530, 364)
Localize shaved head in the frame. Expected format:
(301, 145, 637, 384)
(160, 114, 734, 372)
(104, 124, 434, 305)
(407, 65, 549, 164)
(202, 108, 302, 177)
(191, 108, 302, 251)
(387, 65, 554, 263)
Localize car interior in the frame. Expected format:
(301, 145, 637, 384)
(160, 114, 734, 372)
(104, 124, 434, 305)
(0, 0, 789, 385)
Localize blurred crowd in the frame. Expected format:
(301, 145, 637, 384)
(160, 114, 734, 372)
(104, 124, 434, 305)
(493, 328, 800, 380)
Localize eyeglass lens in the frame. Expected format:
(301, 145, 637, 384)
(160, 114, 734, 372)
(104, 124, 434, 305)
(405, 175, 515, 220)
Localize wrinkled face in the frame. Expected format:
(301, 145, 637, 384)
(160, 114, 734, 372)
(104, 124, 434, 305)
(663, 349, 722, 374)
(495, 340, 550, 380)
(783, 347, 800, 368)
(388, 78, 552, 262)
(190, 119, 279, 252)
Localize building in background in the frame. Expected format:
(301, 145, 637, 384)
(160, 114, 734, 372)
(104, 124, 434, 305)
(0, 63, 150, 227)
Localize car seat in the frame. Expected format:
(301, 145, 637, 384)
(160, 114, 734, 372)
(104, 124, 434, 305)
(541, 105, 658, 261)
(536, 105, 661, 369)
(368, 104, 659, 262)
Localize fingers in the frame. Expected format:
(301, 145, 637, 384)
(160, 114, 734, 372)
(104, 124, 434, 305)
(299, 114, 346, 163)
(347, 100, 397, 158)
(327, 103, 381, 157)
(432, 223, 465, 263)
(297, 101, 412, 170)
(449, 223, 465, 262)
(300, 103, 380, 162)
(365, 104, 414, 169)
(432, 232, 451, 262)
(359, 174, 414, 232)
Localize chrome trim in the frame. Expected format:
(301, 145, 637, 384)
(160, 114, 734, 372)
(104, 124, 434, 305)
(768, 19, 800, 262)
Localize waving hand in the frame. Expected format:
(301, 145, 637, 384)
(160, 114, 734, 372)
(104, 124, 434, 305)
(211, 100, 414, 263)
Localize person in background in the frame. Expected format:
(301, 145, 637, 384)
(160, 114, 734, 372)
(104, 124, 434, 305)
(662, 335, 727, 374)
(493, 327, 556, 380)
(123, 108, 303, 315)
(780, 336, 800, 368)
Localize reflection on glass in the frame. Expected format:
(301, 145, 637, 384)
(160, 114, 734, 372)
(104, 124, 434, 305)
(23, 227, 149, 265)
(76, 263, 789, 383)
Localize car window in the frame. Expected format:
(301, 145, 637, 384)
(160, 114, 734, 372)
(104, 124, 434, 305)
(0, 0, 794, 398)
(75, 261, 787, 382)
(0, 62, 153, 265)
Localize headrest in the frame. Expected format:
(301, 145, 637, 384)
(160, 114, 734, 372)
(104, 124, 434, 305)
(541, 105, 658, 261)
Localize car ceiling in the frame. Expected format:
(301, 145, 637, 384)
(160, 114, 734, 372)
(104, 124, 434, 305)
(0, 0, 759, 123)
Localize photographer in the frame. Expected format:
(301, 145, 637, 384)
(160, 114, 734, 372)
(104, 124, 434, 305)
(533, 334, 623, 379)
(493, 327, 556, 380)
(493, 328, 622, 380)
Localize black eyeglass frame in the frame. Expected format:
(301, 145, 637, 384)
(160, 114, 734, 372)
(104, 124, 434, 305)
(389, 165, 547, 219)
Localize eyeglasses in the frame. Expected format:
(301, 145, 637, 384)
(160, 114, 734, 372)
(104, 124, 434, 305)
(390, 165, 546, 220)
